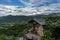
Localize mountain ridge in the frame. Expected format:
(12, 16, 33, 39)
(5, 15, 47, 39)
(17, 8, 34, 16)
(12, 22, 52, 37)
(0, 13, 60, 23)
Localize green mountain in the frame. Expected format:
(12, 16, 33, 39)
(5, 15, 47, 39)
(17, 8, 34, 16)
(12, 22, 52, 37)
(0, 13, 60, 23)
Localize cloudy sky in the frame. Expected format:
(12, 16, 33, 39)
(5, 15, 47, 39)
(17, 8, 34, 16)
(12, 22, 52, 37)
(0, 0, 60, 16)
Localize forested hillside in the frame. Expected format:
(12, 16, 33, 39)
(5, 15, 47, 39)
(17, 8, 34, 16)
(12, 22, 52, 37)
(43, 13, 60, 40)
(0, 13, 60, 40)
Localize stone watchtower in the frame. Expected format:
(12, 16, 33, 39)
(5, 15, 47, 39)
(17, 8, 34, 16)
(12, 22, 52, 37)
(23, 19, 46, 40)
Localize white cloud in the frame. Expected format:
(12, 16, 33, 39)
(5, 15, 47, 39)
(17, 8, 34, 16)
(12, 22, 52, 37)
(19, 0, 58, 7)
(21, 0, 38, 7)
(0, 3, 60, 16)
(0, 4, 18, 15)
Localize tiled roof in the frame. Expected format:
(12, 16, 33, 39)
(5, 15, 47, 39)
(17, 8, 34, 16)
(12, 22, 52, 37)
(28, 18, 45, 25)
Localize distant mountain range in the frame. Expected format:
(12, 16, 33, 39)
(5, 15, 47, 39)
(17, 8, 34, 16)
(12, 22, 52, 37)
(0, 13, 60, 23)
